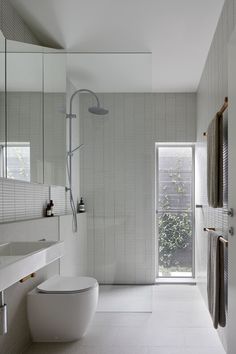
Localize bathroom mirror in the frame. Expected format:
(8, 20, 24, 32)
(5, 39, 67, 186)
(43, 51, 66, 186)
(6, 40, 44, 183)
(0, 31, 6, 178)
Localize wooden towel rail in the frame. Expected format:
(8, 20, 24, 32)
(203, 97, 228, 136)
(203, 227, 228, 247)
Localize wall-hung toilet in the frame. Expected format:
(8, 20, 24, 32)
(27, 275, 98, 342)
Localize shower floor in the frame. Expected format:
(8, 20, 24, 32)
(25, 285, 225, 354)
(97, 285, 153, 312)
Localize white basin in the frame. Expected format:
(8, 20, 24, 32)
(0, 241, 58, 256)
(0, 241, 64, 292)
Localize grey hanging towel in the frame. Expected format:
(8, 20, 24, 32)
(207, 113, 223, 208)
(207, 230, 226, 329)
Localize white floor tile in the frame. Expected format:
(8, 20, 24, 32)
(144, 328, 185, 347)
(189, 348, 225, 354)
(79, 325, 120, 346)
(148, 348, 194, 354)
(24, 285, 226, 354)
(97, 285, 153, 312)
(148, 345, 225, 354)
(100, 346, 149, 354)
(184, 328, 224, 347)
(93, 312, 151, 327)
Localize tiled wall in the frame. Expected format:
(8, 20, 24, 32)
(59, 213, 88, 276)
(0, 178, 48, 222)
(80, 93, 196, 284)
(0, 177, 70, 222)
(196, 0, 236, 350)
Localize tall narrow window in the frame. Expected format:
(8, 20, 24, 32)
(157, 146, 194, 278)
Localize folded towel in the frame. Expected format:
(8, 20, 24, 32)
(207, 113, 223, 208)
(207, 230, 226, 329)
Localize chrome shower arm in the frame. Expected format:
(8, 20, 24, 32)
(69, 89, 100, 115)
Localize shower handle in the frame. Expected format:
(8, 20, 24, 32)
(224, 208, 234, 217)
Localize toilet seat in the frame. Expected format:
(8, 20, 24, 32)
(37, 275, 98, 294)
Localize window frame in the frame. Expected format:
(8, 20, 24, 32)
(155, 143, 195, 279)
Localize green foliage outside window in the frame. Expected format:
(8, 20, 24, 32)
(158, 158, 192, 272)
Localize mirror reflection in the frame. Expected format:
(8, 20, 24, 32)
(0, 31, 6, 178)
(43, 52, 66, 186)
(6, 41, 43, 183)
(5, 40, 67, 186)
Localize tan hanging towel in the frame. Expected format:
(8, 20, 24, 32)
(207, 113, 223, 208)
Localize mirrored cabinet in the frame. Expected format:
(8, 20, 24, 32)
(6, 40, 44, 183)
(0, 30, 67, 186)
(0, 32, 6, 178)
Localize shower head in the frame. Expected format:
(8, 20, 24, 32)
(69, 88, 109, 117)
(88, 106, 109, 115)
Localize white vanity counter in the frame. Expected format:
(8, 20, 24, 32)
(0, 241, 64, 291)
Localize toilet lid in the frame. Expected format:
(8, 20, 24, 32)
(37, 275, 98, 294)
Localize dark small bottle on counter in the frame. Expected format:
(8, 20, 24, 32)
(50, 200, 54, 216)
(78, 198, 85, 213)
(46, 203, 52, 217)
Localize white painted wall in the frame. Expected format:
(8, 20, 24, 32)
(80, 92, 196, 284)
(195, 0, 236, 350)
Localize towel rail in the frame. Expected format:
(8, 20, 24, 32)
(203, 97, 228, 136)
(203, 227, 228, 247)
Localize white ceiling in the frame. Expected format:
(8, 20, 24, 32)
(10, 0, 224, 92)
(67, 53, 152, 92)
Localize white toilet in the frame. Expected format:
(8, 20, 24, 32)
(27, 275, 99, 342)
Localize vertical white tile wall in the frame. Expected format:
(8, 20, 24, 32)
(50, 185, 68, 215)
(0, 178, 69, 223)
(196, 0, 236, 350)
(80, 93, 196, 284)
(59, 213, 88, 276)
